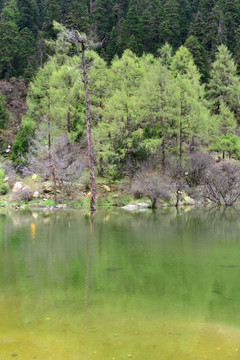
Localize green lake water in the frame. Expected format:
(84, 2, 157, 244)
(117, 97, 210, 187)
(1, 207, 240, 359)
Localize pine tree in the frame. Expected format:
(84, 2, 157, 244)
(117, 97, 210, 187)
(19, 27, 38, 80)
(223, 0, 240, 54)
(92, 0, 116, 40)
(178, 0, 192, 42)
(17, 0, 39, 35)
(120, 0, 144, 56)
(65, 0, 88, 32)
(184, 35, 207, 80)
(204, 5, 225, 58)
(106, 26, 119, 62)
(159, 0, 180, 49)
(42, 0, 63, 35)
(0, 19, 20, 77)
(1, 0, 20, 23)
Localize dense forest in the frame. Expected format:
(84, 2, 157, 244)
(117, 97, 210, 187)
(0, 0, 240, 81)
(0, 0, 240, 208)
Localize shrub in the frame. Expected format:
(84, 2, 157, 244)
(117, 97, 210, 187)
(0, 167, 9, 195)
(12, 186, 33, 203)
(131, 169, 171, 208)
(203, 160, 240, 206)
(184, 151, 214, 187)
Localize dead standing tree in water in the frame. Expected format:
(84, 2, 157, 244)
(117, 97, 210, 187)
(55, 22, 96, 211)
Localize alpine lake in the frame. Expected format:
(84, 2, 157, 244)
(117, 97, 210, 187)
(1, 207, 240, 360)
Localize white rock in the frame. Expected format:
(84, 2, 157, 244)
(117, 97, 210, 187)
(122, 204, 138, 211)
(12, 181, 23, 192)
(137, 202, 149, 208)
(33, 191, 39, 198)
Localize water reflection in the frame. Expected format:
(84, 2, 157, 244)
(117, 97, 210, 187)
(0, 208, 240, 359)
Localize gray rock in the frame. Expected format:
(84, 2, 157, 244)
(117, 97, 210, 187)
(137, 202, 149, 208)
(122, 204, 138, 211)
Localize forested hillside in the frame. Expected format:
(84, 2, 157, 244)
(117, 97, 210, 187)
(0, 0, 240, 81)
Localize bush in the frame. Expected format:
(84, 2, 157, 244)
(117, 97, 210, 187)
(0, 167, 9, 195)
(12, 186, 33, 203)
(2, 161, 17, 188)
(131, 169, 171, 208)
(184, 151, 214, 187)
(203, 160, 240, 206)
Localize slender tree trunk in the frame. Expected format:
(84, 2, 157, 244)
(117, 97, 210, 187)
(127, 149, 133, 180)
(67, 107, 71, 133)
(81, 42, 96, 211)
(48, 119, 51, 170)
(126, 111, 133, 180)
(89, 0, 93, 15)
(49, 135, 57, 207)
(176, 119, 183, 208)
(161, 136, 166, 174)
(190, 136, 195, 153)
(179, 120, 183, 180)
(98, 155, 104, 177)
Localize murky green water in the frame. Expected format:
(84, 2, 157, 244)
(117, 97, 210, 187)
(1, 207, 240, 359)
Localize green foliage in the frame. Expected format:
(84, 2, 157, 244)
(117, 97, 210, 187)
(0, 91, 9, 129)
(120, 0, 144, 56)
(208, 44, 240, 118)
(11, 24, 240, 182)
(0, 0, 240, 81)
(209, 102, 240, 157)
(10, 116, 35, 162)
(0, 167, 8, 194)
(0, 18, 20, 78)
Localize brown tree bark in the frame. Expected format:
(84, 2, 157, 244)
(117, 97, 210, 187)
(67, 107, 71, 133)
(179, 120, 183, 180)
(81, 41, 96, 211)
(49, 134, 57, 207)
(161, 137, 166, 174)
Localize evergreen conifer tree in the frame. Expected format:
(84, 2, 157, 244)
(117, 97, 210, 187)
(120, 0, 144, 55)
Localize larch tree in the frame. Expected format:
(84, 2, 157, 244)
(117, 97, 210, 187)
(209, 102, 240, 159)
(171, 46, 212, 179)
(138, 62, 180, 173)
(208, 44, 240, 119)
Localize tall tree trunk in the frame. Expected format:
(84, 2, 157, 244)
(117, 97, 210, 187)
(179, 120, 183, 180)
(81, 42, 96, 211)
(89, 0, 93, 15)
(49, 135, 57, 207)
(190, 136, 195, 153)
(161, 136, 166, 174)
(127, 149, 133, 180)
(67, 107, 71, 133)
(48, 118, 51, 169)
